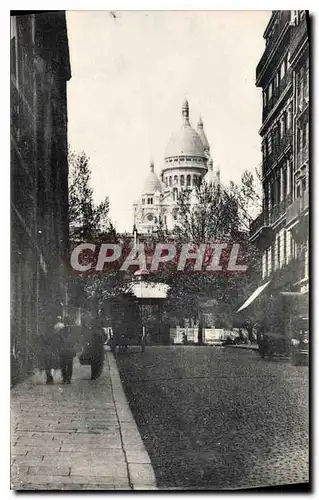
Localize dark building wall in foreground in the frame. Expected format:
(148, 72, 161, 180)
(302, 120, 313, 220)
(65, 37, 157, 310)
(11, 12, 71, 383)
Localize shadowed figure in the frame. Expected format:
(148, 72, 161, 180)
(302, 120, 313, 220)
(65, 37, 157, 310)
(90, 318, 105, 380)
(38, 316, 64, 384)
(59, 319, 77, 384)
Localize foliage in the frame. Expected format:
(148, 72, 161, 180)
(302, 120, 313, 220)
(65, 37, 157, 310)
(159, 172, 262, 328)
(68, 148, 128, 315)
(69, 149, 114, 241)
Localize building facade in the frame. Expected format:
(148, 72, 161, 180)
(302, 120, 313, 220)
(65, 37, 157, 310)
(250, 10, 309, 297)
(133, 99, 220, 235)
(11, 12, 71, 383)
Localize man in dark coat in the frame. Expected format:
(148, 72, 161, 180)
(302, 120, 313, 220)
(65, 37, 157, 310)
(90, 318, 105, 380)
(59, 321, 77, 384)
(38, 316, 64, 384)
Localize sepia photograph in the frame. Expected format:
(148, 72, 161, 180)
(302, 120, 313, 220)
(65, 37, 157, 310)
(10, 9, 309, 491)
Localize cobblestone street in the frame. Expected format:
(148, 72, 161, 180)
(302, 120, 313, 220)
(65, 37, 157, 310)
(11, 353, 156, 490)
(116, 345, 309, 490)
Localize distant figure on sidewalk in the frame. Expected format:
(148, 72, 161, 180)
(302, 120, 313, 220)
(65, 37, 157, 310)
(59, 319, 77, 384)
(90, 318, 105, 380)
(39, 316, 64, 385)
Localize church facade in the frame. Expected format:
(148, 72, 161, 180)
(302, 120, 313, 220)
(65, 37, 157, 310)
(133, 99, 220, 235)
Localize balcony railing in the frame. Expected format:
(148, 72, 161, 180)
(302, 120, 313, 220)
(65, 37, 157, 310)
(286, 190, 309, 226)
(256, 10, 291, 80)
(290, 16, 308, 62)
(250, 193, 293, 238)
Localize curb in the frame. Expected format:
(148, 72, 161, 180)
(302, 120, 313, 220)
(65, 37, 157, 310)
(225, 345, 259, 351)
(107, 352, 157, 491)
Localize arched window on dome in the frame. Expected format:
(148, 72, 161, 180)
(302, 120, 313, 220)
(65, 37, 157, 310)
(164, 215, 167, 226)
(174, 158, 178, 163)
(186, 174, 191, 187)
(193, 175, 198, 186)
(174, 175, 178, 185)
(169, 176, 172, 186)
(186, 157, 191, 162)
(180, 175, 185, 186)
(173, 188, 178, 201)
(142, 198, 145, 205)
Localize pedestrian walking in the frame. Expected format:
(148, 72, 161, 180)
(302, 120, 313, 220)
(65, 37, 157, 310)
(59, 320, 77, 384)
(38, 316, 64, 384)
(90, 317, 105, 380)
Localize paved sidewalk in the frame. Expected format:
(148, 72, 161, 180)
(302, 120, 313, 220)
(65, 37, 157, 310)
(11, 352, 156, 491)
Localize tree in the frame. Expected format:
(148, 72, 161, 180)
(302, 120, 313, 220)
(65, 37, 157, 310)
(159, 172, 262, 338)
(69, 149, 114, 242)
(68, 149, 127, 317)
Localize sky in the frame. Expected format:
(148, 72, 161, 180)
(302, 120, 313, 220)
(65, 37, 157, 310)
(66, 10, 271, 232)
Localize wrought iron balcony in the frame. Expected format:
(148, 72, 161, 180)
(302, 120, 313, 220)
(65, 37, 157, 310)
(256, 10, 291, 81)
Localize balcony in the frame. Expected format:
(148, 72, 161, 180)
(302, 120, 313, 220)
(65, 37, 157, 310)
(286, 190, 309, 228)
(256, 11, 291, 82)
(289, 15, 308, 63)
(249, 212, 275, 250)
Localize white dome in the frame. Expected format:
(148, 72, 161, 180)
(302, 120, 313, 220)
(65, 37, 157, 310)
(165, 125, 205, 158)
(164, 100, 206, 159)
(142, 162, 162, 194)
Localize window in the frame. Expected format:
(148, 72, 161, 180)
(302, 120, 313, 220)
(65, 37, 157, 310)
(265, 250, 268, 277)
(180, 175, 185, 186)
(277, 235, 281, 268)
(174, 175, 178, 184)
(283, 168, 287, 198)
(280, 60, 286, 80)
(268, 83, 273, 100)
(142, 198, 145, 205)
(302, 122, 308, 149)
(268, 133, 272, 155)
(186, 175, 191, 186)
(169, 176, 172, 186)
(296, 184, 301, 199)
(297, 128, 301, 153)
(193, 175, 197, 186)
(186, 157, 191, 162)
(283, 231, 287, 264)
(280, 112, 286, 139)
(271, 243, 275, 272)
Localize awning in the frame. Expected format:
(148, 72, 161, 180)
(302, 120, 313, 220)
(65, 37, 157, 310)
(129, 281, 170, 299)
(237, 281, 271, 313)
